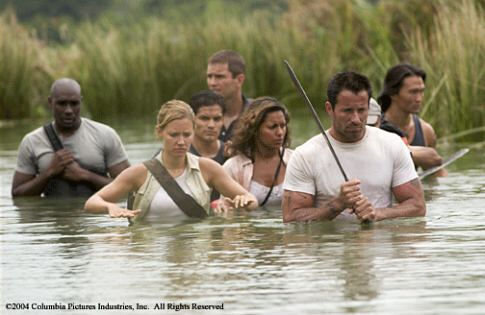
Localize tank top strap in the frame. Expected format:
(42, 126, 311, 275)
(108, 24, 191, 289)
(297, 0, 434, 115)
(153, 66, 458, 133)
(213, 141, 225, 165)
(410, 114, 426, 146)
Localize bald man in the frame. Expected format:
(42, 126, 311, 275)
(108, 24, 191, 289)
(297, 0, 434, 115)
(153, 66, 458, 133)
(12, 78, 130, 198)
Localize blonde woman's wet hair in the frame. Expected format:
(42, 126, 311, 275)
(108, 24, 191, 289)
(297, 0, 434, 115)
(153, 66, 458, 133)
(155, 100, 194, 134)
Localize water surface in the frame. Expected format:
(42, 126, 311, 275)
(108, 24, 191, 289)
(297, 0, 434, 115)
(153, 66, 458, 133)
(1, 119, 484, 314)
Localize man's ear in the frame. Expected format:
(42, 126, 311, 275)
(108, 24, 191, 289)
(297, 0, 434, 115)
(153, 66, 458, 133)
(47, 96, 53, 110)
(325, 101, 333, 115)
(235, 73, 245, 86)
(390, 93, 397, 104)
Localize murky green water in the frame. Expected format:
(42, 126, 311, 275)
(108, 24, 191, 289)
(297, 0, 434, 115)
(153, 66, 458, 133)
(1, 118, 484, 314)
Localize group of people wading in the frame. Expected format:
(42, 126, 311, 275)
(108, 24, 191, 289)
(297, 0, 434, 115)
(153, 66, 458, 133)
(11, 50, 445, 224)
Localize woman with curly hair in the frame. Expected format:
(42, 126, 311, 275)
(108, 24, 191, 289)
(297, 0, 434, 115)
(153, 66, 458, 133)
(220, 97, 293, 209)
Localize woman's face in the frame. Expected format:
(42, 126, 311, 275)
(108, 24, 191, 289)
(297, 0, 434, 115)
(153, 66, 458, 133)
(257, 110, 287, 150)
(158, 118, 194, 158)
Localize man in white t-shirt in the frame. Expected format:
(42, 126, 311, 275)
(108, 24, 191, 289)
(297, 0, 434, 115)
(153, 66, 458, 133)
(12, 78, 130, 198)
(283, 71, 425, 223)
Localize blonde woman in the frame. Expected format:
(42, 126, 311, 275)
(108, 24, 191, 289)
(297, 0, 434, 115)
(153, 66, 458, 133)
(221, 97, 293, 209)
(84, 100, 257, 223)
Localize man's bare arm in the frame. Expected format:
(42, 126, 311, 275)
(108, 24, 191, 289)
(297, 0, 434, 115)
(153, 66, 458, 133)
(108, 160, 130, 178)
(409, 146, 442, 169)
(420, 120, 446, 176)
(376, 178, 426, 220)
(12, 171, 53, 197)
(11, 149, 75, 197)
(282, 179, 363, 222)
(282, 190, 345, 223)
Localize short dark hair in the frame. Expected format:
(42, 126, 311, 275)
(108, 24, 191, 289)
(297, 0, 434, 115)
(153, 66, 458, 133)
(208, 50, 245, 78)
(189, 90, 226, 114)
(378, 63, 426, 112)
(327, 71, 372, 109)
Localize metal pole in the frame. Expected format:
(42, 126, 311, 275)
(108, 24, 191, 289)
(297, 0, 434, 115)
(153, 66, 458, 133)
(283, 60, 349, 182)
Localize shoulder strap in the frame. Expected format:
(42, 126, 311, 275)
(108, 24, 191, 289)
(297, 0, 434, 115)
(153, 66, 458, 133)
(43, 123, 64, 151)
(260, 147, 285, 207)
(143, 159, 207, 219)
(411, 114, 426, 146)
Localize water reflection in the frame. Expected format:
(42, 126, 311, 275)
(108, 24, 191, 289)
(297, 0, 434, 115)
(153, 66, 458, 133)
(2, 119, 484, 313)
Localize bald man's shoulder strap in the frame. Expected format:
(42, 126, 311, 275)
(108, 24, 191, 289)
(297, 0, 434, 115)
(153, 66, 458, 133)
(43, 123, 63, 151)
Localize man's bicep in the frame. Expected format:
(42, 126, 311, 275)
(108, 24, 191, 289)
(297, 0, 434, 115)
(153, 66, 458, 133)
(104, 129, 129, 167)
(283, 150, 315, 194)
(392, 178, 424, 203)
(15, 137, 37, 175)
(11, 171, 35, 196)
(422, 121, 437, 147)
(108, 160, 130, 178)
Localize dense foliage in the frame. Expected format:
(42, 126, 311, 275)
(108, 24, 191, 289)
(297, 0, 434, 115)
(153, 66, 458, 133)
(0, 0, 483, 137)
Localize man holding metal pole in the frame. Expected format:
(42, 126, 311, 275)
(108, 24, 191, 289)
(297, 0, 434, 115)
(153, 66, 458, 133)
(282, 70, 426, 223)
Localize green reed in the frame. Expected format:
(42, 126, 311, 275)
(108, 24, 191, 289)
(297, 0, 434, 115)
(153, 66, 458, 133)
(407, 0, 484, 137)
(0, 11, 51, 119)
(0, 0, 483, 138)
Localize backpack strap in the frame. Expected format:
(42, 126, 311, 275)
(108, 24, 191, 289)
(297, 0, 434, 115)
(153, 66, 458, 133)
(43, 123, 64, 151)
(143, 159, 207, 219)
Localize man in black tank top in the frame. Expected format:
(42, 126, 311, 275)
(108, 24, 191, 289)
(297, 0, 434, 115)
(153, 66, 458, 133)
(378, 64, 445, 174)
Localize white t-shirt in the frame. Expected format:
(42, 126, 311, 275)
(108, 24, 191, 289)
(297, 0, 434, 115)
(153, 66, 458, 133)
(283, 126, 417, 214)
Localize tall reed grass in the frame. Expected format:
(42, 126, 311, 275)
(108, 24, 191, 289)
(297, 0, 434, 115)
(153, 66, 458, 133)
(0, 0, 483, 138)
(0, 11, 51, 119)
(407, 0, 484, 136)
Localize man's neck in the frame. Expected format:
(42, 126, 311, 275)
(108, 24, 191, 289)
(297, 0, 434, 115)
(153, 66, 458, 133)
(54, 120, 81, 137)
(223, 93, 244, 129)
(225, 93, 244, 118)
(192, 138, 220, 158)
(385, 105, 413, 130)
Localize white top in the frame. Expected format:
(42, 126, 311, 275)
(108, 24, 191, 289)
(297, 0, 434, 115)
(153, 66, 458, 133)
(283, 126, 417, 217)
(146, 169, 193, 222)
(249, 180, 283, 208)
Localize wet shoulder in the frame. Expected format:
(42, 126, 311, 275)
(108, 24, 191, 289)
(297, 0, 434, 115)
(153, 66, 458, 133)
(81, 118, 119, 136)
(223, 154, 251, 167)
(370, 126, 409, 156)
(295, 134, 326, 154)
(118, 163, 148, 189)
(418, 118, 437, 146)
(20, 125, 49, 147)
(370, 126, 402, 143)
(198, 155, 224, 184)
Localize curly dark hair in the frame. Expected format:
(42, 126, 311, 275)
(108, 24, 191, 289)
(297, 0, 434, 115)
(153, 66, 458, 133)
(229, 96, 291, 159)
